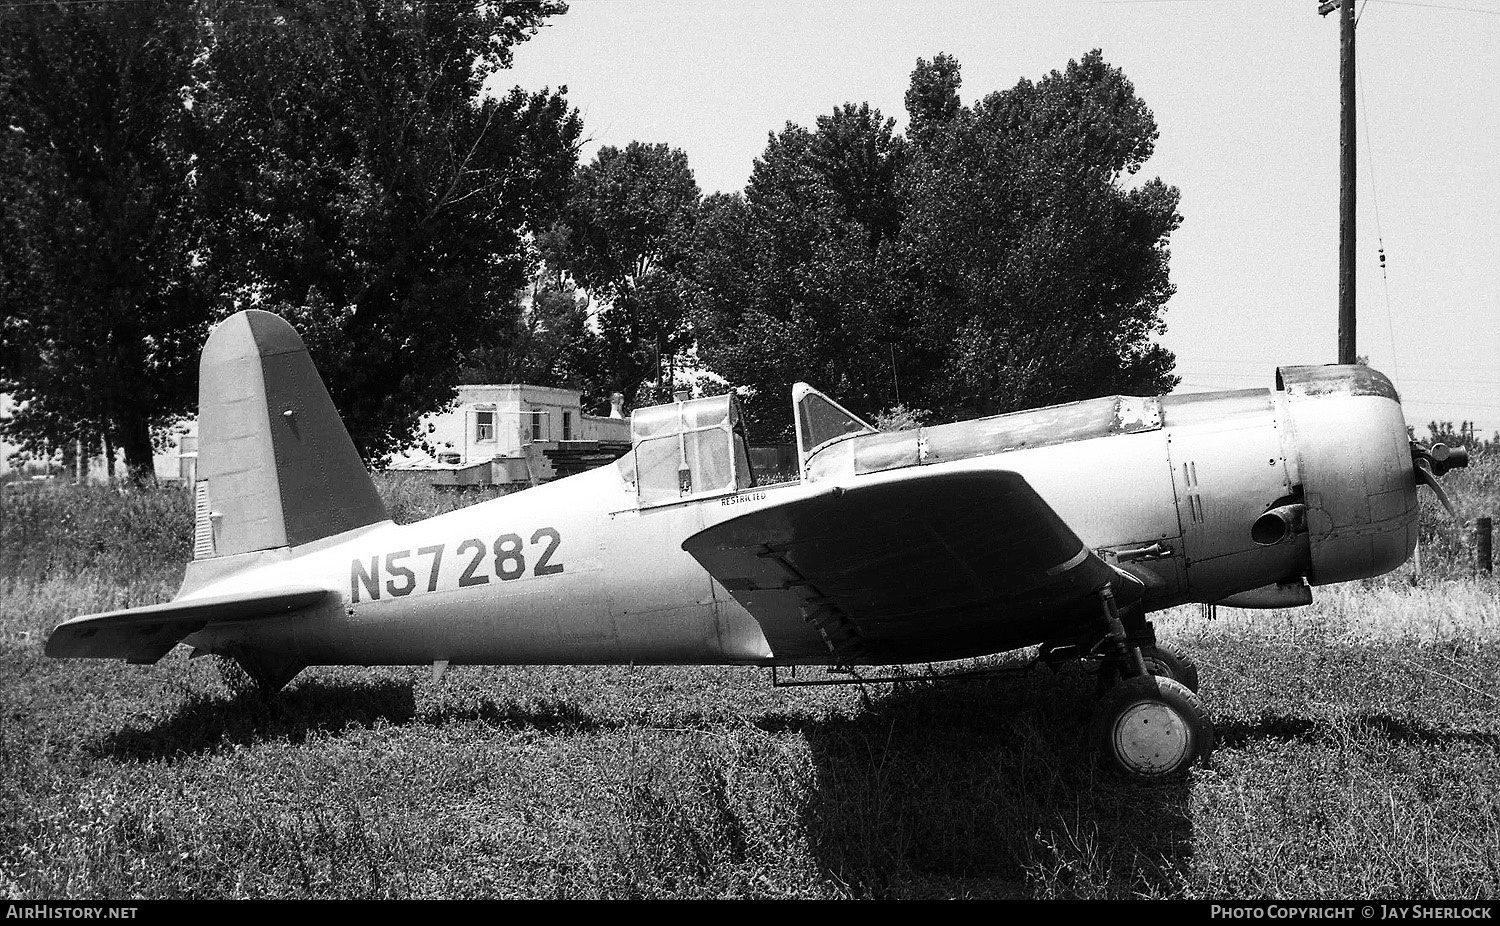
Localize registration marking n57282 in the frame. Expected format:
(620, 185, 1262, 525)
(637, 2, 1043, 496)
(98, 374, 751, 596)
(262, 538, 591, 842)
(350, 528, 564, 603)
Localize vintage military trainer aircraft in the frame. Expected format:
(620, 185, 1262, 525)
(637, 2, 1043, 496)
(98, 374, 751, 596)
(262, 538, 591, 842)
(46, 310, 1468, 780)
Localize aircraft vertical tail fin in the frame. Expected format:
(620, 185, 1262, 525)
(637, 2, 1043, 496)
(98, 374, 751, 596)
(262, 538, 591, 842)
(186, 310, 388, 585)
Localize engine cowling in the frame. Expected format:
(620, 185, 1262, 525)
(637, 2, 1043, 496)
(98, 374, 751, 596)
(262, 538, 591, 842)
(1277, 365, 1418, 586)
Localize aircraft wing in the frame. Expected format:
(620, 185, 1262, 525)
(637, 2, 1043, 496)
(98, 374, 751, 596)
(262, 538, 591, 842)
(683, 470, 1139, 664)
(45, 586, 333, 664)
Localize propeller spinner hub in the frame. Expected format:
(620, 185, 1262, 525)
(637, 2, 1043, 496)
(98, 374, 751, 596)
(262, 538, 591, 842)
(1410, 440, 1469, 517)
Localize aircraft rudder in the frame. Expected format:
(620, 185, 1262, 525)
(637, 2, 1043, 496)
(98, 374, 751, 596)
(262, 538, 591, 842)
(192, 310, 389, 567)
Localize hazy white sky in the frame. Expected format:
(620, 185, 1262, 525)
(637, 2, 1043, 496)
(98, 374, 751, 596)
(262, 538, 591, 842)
(497, 0, 1499, 436)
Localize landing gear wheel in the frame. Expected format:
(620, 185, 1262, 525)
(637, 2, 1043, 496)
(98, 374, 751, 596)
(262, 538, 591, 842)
(1093, 675, 1213, 781)
(1140, 641, 1200, 694)
(1098, 642, 1201, 694)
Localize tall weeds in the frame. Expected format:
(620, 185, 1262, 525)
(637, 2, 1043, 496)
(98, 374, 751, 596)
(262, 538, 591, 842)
(1, 454, 1495, 898)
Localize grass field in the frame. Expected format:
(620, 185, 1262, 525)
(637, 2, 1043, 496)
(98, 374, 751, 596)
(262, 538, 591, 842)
(1, 460, 1496, 899)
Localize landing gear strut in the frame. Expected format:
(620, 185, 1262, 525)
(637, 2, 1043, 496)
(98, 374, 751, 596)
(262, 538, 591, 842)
(1088, 585, 1214, 780)
(1095, 640, 1201, 694)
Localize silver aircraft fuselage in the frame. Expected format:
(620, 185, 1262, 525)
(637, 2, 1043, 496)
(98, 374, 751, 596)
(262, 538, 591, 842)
(180, 365, 1417, 670)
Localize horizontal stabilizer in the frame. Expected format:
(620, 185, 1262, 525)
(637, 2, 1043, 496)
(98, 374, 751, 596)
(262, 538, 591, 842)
(45, 586, 332, 664)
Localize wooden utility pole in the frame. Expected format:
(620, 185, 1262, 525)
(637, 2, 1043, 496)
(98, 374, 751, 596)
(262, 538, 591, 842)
(1319, 0, 1357, 364)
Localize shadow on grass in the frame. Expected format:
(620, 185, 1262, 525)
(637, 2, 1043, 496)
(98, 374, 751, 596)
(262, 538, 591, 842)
(90, 675, 826, 762)
(419, 698, 827, 742)
(82, 662, 1206, 898)
(1214, 711, 1500, 749)
(91, 676, 418, 760)
(794, 670, 1198, 898)
(418, 697, 623, 731)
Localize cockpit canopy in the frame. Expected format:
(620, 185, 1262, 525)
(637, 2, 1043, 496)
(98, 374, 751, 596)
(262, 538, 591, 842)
(793, 382, 876, 469)
(629, 393, 753, 507)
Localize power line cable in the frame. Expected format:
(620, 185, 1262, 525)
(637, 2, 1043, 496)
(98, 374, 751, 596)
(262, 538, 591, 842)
(1364, 0, 1500, 14)
(1173, 362, 1498, 387)
(1355, 19, 1404, 391)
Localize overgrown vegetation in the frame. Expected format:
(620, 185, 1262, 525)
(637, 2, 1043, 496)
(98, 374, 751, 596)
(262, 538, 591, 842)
(1, 0, 578, 468)
(1, 460, 1496, 898)
(4, 10, 1185, 467)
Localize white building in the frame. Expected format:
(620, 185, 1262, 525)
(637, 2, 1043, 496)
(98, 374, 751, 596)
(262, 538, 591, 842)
(2, 386, 628, 489)
(388, 384, 631, 488)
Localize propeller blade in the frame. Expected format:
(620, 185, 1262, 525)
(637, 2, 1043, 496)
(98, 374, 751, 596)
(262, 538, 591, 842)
(1414, 462, 1456, 518)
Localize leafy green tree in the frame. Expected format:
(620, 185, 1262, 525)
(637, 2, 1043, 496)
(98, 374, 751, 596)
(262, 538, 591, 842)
(196, 0, 580, 461)
(543, 142, 701, 409)
(0, 0, 209, 480)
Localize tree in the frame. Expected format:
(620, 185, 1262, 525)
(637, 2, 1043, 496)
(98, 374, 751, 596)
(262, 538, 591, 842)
(690, 107, 912, 439)
(1425, 421, 1499, 455)
(690, 51, 1180, 438)
(456, 274, 607, 409)
(806, 103, 909, 255)
(903, 52, 962, 147)
(0, 0, 209, 480)
(2, 0, 580, 472)
(896, 50, 1181, 419)
(543, 142, 701, 409)
(196, 0, 581, 462)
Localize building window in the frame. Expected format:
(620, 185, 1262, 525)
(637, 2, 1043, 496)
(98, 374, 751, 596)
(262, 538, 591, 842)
(562, 411, 573, 441)
(475, 410, 495, 442)
(530, 410, 545, 442)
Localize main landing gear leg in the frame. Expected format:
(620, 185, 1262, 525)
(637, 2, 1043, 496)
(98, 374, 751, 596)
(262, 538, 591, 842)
(1100, 585, 1149, 681)
(1090, 585, 1214, 781)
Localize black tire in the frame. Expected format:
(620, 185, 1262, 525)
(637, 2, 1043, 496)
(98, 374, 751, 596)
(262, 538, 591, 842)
(1140, 641, 1200, 694)
(1097, 641, 1201, 694)
(1092, 675, 1214, 781)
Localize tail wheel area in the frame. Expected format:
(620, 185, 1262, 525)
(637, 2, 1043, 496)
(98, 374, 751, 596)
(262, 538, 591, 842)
(215, 655, 261, 699)
(1093, 674, 1214, 781)
(214, 649, 305, 700)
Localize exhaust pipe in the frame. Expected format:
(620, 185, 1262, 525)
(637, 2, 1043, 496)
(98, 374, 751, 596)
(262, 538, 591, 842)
(1252, 503, 1307, 546)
